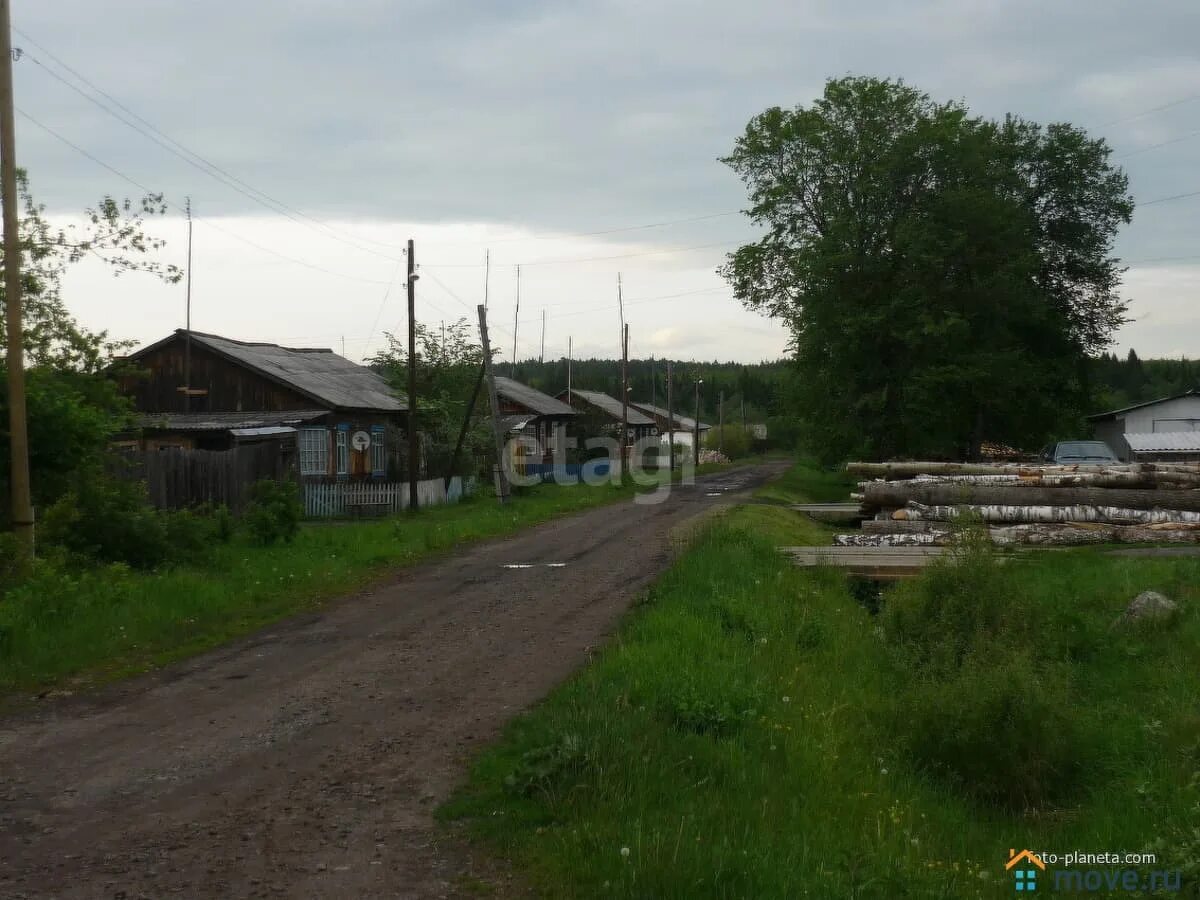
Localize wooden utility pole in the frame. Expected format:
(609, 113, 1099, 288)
(539, 308, 545, 364)
(650, 356, 656, 412)
(693, 377, 702, 467)
(666, 360, 674, 473)
(621, 323, 629, 468)
(477, 304, 510, 504)
(483, 249, 490, 310)
(0, 1, 33, 551)
(719, 390, 725, 454)
(511, 264, 520, 376)
(567, 336, 572, 398)
(406, 238, 419, 512)
(183, 197, 193, 413)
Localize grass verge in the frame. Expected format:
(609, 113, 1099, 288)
(443, 464, 1200, 898)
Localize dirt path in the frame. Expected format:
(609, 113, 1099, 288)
(0, 462, 787, 899)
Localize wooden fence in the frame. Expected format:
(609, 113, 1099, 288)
(303, 476, 476, 518)
(118, 442, 291, 512)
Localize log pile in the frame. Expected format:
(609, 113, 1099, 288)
(835, 461, 1200, 548)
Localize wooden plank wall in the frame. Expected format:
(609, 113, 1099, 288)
(118, 442, 291, 512)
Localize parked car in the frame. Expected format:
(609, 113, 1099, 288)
(1041, 440, 1120, 464)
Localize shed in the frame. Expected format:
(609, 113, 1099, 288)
(1124, 431, 1200, 462)
(628, 401, 710, 449)
(1088, 390, 1200, 461)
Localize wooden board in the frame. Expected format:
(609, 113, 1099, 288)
(790, 502, 865, 524)
(778, 545, 945, 579)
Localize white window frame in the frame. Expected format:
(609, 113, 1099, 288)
(335, 428, 349, 476)
(299, 427, 329, 476)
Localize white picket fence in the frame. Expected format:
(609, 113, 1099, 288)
(303, 476, 476, 518)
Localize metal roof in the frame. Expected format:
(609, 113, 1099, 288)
(628, 401, 710, 431)
(1125, 431, 1200, 453)
(129, 330, 405, 412)
(566, 389, 656, 425)
(139, 410, 328, 432)
(493, 376, 576, 416)
(1087, 389, 1200, 422)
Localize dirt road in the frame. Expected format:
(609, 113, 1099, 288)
(0, 463, 786, 899)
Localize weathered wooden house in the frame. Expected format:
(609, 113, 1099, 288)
(493, 376, 576, 463)
(558, 388, 657, 445)
(120, 330, 406, 481)
(628, 401, 711, 450)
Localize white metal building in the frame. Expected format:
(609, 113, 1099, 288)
(1088, 390, 1200, 460)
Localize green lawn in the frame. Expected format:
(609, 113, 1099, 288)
(443, 463, 1200, 898)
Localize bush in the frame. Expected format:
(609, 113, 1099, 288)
(39, 472, 171, 570)
(243, 479, 303, 545)
(895, 650, 1083, 809)
(704, 425, 752, 459)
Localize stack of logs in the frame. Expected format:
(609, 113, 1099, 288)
(837, 461, 1200, 547)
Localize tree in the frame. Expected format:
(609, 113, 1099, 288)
(1, 169, 182, 372)
(721, 76, 1133, 462)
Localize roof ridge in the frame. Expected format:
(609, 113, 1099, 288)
(176, 329, 333, 354)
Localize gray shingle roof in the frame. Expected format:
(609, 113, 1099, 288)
(139, 410, 329, 432)
(629, 401, 710, 431)
(494, 376, 575, 416)
(132, 331, 405, 412)
(567, 389, 656, 426)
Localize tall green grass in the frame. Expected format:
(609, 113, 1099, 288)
(444, 469, 1200, 898)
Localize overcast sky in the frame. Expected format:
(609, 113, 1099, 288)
(12, 0, 1200, 365)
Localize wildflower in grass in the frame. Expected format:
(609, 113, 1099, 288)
(620, 847, 630, 858)
(782, 696, 791, 703)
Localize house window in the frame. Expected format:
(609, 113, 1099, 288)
(370, 426, 386, 479)
(299, 427, 329, 475)
(335, 426, 349, 477)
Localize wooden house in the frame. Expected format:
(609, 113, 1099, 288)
(493, 376, 576, 463)
(120, 330, 406, 481)
(629, 401, 711, 450)
(558, 388, 657, 446)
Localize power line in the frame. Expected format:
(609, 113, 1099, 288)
(1139, 188, 1200, 207)
(1118, 129, 1200, 159)
(422, 240, 741, 270)
(1096, 93, 1200, 128)
(14, 33, 406, 262)
(18, 107, 395, 285)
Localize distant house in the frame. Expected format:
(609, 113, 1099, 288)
(492, 376, 576, 463)
(1088, 389, 1200, 461)
(628, 401, 710, 449)
(558, 388, 657, 445)
(120, 330, 406, 481)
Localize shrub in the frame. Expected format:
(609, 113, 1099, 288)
(895, 651, 1083, 810)
(703, 425, 752, 459)
(38, 472, 170, 570)
(243, 479, 303, 545)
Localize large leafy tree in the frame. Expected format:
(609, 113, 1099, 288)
(722, 76, 1133, 461)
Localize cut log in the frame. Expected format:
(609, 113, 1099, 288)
(900, 501, 1200, 526)
(847, 461, 1200, 480)
(835, 524, 1200, 548)
(862, 519, 950, 534)
(863, 481, 1200, 513)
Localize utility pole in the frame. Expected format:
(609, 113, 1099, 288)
(719, 390, 725, 454)
(650, 356, 656, 412)
(406, 238, 419, 512)
(539, 308, 545, 364)
(483, 249, 490, 311)
(567, 336, 572, 398)
(666, 360, 674, 473)
(511, 264, 520, 376)
(694, 377, 702, 467)
(1, 1, 33, 552)
(184, 197, 193, 413)
(621, 323, 629, 470)
(477, 304, 510, 504)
